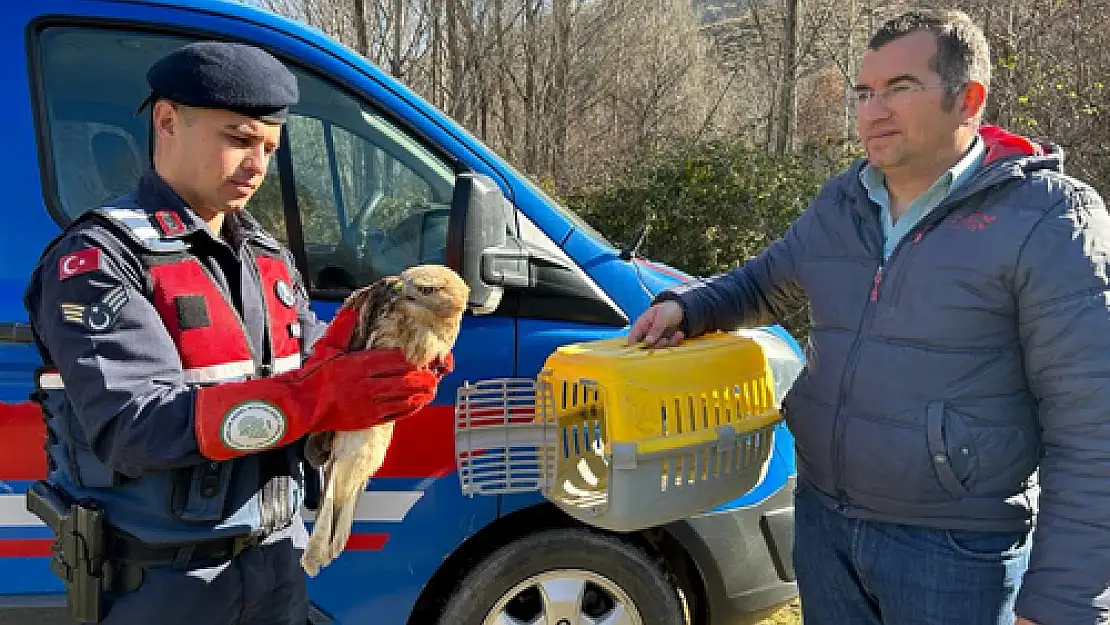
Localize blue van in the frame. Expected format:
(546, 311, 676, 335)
(0, 1, 802, 623)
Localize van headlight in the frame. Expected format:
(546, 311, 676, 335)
(732, 328, 804, 407)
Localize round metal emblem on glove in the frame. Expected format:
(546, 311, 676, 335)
(275, 280, 296, 307)
(221, 401, 286, 450)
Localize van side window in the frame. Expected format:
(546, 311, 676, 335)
(37, 28, 186, 219)
(282, 73, 455, 292)
(35, 26, 454, 294)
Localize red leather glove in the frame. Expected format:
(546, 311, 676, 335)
(304, 306, 361, 365)
(193, 308, 442, 461)
(309, 307, 457, 379)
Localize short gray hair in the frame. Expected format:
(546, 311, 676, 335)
(868, 8, 991, 110)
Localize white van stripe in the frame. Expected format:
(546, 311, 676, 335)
(0, 495, 47, 527)
(302, 491, 423, 523)
(1, 491, 422, 527)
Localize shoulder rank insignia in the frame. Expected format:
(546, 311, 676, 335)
(61, 285, 129, 332)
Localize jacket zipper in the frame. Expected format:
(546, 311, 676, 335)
(182, 255, 266, 533)
(199, 247, 283, 535)
(241, 245, 275, 379)
(829, 165, 1019, 508)
(830, 269, 880, 510)
(829, 210, 942, 510)
(242, 244, 289, 535)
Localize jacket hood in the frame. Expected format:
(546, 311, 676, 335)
(969, 123, 1064, 191)
(979, 123, 1044, 164)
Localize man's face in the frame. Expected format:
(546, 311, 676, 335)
(154, 103, 281, 218)
(853, 30, 968, 172)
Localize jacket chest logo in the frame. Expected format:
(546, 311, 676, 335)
(950, 212, 997, 231)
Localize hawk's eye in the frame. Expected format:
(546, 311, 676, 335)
(417, 285, 437, 296)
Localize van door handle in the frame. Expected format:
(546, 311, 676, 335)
(0, 322, 34, 344)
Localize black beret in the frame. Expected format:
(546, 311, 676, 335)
(143, 41, 298, 122)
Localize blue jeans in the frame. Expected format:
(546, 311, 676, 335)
(794, 481, 1031, 625)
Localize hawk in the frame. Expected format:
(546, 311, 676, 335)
(300, 264, 468, 576)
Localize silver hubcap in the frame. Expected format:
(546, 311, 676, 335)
(483, 569, 643, 625)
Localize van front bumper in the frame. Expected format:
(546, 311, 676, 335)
(668, 476, 798, 625)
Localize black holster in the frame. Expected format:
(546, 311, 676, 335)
(25, 480, 109, 623)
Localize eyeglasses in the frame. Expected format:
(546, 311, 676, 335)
(849, 82, 952, 107)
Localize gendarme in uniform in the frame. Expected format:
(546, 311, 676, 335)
(24, 42, 324, 625)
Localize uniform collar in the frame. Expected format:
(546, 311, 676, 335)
(222, 209, 280, 252)
(134, 170, 205, 239)
(133, 169, 272, 249)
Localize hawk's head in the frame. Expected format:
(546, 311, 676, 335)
(396, 264, 469, 321)
(339, 264, 468, 371)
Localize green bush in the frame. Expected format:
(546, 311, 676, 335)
(564, 139, 847, 341)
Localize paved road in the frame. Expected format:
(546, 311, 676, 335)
(3, 606, 73, 624)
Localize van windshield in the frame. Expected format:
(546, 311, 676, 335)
(511, 166, 617, 251)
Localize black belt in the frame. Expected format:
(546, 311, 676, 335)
(108, 529, 263, 568)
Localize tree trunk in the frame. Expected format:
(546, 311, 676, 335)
(775, 0, 798, 154)
(523, 0, 538, 175)
(388, 0, 403, 77)
(431, 0, 441, 108)
(493, 0, 514, 160)
(551, 0, 571, 188)
(352, 0, 369, 58)
(445, 0, 466, 119)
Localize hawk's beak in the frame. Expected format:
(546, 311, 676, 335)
(429, 353, 455, 377)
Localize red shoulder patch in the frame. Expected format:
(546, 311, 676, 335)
(58, 248, 101, 280)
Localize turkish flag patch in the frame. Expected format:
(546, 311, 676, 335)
(58, 248, 101, 281)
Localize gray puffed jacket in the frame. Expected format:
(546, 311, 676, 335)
(657, 125, 1110, 624)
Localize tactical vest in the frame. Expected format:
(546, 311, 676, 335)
(35, 202, 308, 545)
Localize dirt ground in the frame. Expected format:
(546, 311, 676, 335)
(754, 599, 802, 625)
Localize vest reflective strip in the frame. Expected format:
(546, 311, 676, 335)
(273, 354, 301, 374)
(182, 360, 257, 384)
(38, 360, 257, 389)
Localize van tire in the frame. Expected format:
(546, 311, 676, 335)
(437, 527, 684, 625)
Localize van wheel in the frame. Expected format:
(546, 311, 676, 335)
(438, 528, 685, 625)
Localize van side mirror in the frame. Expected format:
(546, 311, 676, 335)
(448, 173, 530, 314)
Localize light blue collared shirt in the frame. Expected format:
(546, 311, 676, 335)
(860, 136, 986, 260)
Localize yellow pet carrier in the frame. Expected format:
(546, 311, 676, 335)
(453, 329, 801, 532)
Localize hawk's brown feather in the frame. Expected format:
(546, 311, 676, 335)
(301, 265, 468, 576)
